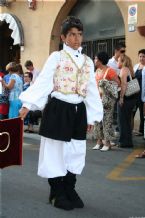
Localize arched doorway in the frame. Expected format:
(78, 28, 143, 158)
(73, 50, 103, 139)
(0, 13, 24, 73)
(50, 0, 125, 59)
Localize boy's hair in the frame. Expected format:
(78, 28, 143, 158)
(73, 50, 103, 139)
(96, 51, 109, 65)
(24, 60, 33, 68)
(138, 49, 145, 55)
(61, 16, 83, 36)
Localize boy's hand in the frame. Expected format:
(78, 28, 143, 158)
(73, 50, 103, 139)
(87, 125, 94, 133)
(19, 107, 29, 119)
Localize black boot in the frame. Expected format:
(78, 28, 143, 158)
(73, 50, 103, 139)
(63, 172, 84, 208)
(48, 177, 74, 211)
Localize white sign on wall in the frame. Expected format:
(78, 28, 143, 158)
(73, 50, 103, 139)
(128, 4, 137, 25)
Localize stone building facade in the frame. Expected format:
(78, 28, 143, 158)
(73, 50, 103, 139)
(0, 0, 145, 71)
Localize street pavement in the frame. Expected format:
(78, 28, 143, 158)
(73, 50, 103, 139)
(1, 131, 145, 218)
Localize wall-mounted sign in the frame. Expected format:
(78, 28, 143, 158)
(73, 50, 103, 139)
(128, 4, 137, 25)
(128, 24, 136, 32)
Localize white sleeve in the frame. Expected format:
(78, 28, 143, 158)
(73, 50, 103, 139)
(19, 51, 60, 110)
(84, 61, 103, 125)
(133, 63, 139, 73)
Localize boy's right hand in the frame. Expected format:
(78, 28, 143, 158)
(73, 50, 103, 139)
(19, 107, 29, 119)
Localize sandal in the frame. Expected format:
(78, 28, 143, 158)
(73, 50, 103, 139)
(24, 129, 34, 133)
(134, 132, 143, 136)
(24, 129, 29, 133)
(92, 144, 103, 150)
(100, 145, 111, 151)
(27, 130, 35, 133)
(135, 150, 145, 158)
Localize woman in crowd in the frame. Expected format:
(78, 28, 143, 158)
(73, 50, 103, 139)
(133, 49, 145, 136)
(117, 55, 137, 148)
(2, 62, 23, 118)
(0, 72, 9, 119)
(92, 51, 120, 151)
(17, 63, 24, 82)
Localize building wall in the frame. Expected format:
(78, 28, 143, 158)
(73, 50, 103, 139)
(117, 1, 145, 65)
(0, 0, 145, 68)
(1, 0, 65, 69)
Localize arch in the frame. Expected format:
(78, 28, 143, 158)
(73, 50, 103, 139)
(69, 0, 125, 41)
(50, 0, 77, 53)
(0, 13, 24, 46)
(50, 0, 125, 57)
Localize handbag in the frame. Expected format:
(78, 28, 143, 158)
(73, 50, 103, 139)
(0, 117, 23, 168)
(98, 68, 119, 99)
(125, 73, 140, 97)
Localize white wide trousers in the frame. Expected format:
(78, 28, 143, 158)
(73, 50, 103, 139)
(37, 137, 86, 178)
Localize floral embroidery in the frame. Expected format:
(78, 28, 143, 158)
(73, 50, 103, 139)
(53, 51, 91, 97)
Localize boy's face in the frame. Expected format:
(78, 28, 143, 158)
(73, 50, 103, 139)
(61, 27, 83, 50)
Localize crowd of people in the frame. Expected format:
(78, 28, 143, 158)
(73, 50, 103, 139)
(0, 60, 42, 133)
(0, 15, 145, 211)
(91, 46, 145, 155)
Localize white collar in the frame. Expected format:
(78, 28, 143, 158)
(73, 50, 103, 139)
(63, 43, 82, 56)
(111, 56, 118, 63)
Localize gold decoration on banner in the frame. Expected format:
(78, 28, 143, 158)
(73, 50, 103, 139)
(0, 132, 10, 152)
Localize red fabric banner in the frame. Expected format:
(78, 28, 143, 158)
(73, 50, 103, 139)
(0, 117, 23, 168)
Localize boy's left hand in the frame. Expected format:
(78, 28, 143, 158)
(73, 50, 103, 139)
(19, 107, 29, 119)
(87, 125, 94, 132)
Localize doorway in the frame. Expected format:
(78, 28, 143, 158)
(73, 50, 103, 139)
(82, 37, 125, 59)
(0, 21, 20, 73)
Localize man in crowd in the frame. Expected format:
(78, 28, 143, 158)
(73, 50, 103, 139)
(24, 60, 41, 132)
(24, 60, 39, 84)
(108, 43, 126, 75)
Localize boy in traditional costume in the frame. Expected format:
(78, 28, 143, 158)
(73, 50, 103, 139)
(19, 16, 103, 210)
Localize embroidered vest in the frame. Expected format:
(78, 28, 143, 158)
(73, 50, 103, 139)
(53, 50, 91, 97)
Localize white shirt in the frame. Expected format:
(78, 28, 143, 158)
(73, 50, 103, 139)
(31, 68, 39, 84)
(108, 56, 120, 75)
(19, 44, 103, 125)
